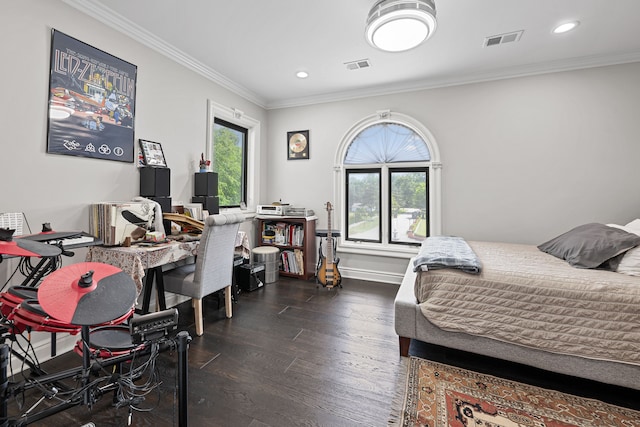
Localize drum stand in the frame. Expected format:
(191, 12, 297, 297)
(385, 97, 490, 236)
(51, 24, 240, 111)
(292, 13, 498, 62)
(0, 322, 192, 426)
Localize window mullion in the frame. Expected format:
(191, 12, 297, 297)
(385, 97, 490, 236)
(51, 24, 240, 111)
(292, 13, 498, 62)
(381, 164, 390, 244)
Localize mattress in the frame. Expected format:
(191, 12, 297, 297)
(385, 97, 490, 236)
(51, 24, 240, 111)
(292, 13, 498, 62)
(414, 241, 640, 366)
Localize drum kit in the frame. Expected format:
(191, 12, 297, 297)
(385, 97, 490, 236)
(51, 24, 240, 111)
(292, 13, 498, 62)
(0, 232, 190, 425)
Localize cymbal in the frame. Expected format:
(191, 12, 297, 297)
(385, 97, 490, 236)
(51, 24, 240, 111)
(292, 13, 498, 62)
(38, 262, 136, 326)
(0, 239, 61, 258)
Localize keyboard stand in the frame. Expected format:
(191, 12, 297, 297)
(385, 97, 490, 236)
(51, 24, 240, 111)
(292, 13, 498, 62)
(19, 256, 59, 287)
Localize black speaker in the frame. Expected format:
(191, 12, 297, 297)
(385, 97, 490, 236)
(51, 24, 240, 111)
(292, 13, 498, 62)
(235, 263, 265, 292)
(148, 196, 172, 215)
(191, 196, 219, 214)
(194, 172, 218, 196)
(140, 167, 170, 197)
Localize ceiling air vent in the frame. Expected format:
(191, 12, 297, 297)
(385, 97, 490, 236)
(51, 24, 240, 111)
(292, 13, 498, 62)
(345, 59, 371, 70)
(484, 30, 523, 47)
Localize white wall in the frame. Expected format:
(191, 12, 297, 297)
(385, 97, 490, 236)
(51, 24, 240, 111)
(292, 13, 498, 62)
(0, 0, 267, 249)
(266, 63, 640, 279)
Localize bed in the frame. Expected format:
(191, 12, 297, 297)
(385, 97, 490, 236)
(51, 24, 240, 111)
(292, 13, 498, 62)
(394, 223, 640, 390)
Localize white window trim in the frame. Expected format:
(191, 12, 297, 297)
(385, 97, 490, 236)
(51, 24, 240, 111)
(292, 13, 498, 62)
(333, 110, 442, 258)
(207, 99, 260, 213)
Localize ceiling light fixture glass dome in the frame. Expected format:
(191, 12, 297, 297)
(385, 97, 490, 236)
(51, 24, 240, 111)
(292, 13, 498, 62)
(365, 0, 437, 52)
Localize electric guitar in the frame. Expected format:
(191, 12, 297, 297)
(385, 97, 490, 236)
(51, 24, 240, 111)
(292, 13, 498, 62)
(317, 202, 342, 288)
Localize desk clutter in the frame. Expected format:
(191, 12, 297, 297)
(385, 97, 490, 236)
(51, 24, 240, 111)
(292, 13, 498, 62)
(90, 200, 159, 246)
(89, 169, 222, 248)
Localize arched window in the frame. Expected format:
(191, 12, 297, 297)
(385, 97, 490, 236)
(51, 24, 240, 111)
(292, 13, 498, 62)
(334, 111, 441, 256)
(345, 123, 431, 164)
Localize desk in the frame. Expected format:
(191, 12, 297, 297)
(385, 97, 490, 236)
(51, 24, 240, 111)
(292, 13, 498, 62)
(86, 240, 198, 313)
(86, 232, 250, 314)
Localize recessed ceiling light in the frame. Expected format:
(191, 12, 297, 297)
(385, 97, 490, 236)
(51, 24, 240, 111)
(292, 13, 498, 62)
(296, 71, 309, 79)
(553, 21, 579, 34)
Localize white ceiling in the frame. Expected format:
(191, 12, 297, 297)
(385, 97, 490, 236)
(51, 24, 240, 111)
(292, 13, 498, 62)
(63, 0, 640, 109)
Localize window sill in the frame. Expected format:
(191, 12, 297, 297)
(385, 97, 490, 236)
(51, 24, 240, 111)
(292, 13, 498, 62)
(337, 241, 418, 259)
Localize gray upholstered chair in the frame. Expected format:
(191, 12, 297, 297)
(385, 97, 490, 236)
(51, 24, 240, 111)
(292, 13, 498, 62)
(163, 213, 245, 336)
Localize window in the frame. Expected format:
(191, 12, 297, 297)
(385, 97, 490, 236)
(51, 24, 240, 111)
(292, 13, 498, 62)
(346, 169, 381, 242)
(207, 100, 260, 211)
(213, 118, 247, 207)
(336, 111, 441, 256)
(389, 167, 429, 244)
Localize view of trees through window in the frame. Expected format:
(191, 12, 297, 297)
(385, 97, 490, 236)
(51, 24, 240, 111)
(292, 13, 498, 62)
(347, 170, 381, 242)
(390, 168, 428, 244)
(344, 122, 429, 245)
(213, 118, 247, 207)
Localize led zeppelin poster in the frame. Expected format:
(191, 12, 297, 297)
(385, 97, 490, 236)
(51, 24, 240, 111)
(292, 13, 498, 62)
(46, 29, 137, 163)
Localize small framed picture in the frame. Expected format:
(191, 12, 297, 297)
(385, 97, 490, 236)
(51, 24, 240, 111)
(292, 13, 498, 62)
(139, 139, 167, 167)
(287, 130, 309, 160)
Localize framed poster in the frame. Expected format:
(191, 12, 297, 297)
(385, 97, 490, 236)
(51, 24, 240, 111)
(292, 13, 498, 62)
(46, 29, 137, 163)
(139, 139, 167, 167)
(287, 130, 310, 160)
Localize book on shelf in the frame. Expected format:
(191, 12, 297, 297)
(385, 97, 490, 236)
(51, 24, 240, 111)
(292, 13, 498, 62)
(280, 249, 304, 275)
(263, 221, 304, 247)
(294, 249, 304, 275)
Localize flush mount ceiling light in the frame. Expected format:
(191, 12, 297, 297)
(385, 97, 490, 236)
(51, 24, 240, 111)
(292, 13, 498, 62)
(296, 71, 309, 79)
(553, 21, 580, 34)
(365, 0, 437, 52)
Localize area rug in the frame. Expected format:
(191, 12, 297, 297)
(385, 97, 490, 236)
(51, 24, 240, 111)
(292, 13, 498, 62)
(389, 356, 640, 427)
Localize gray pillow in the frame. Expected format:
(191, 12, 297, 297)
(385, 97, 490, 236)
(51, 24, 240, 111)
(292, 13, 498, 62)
(538, 223, 640, 269)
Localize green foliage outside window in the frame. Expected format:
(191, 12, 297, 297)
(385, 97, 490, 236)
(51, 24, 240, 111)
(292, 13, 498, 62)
(213, 122, 245, 207)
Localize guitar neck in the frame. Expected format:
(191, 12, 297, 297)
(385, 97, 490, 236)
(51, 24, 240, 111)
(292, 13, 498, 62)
(326, 206, 333, 265)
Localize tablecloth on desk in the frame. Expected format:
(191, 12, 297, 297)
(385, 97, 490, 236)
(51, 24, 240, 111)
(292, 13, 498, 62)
(86, 241, 198, 295)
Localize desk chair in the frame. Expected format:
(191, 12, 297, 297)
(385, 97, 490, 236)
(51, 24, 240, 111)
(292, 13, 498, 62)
(163, 213, 244, 336)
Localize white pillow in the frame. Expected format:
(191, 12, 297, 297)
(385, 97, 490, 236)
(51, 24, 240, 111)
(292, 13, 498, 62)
(608, 224, 640, 276)
(625, 219, 640, 231)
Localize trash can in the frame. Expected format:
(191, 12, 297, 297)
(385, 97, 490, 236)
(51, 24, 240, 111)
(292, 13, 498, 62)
(252, 246, 280, 283)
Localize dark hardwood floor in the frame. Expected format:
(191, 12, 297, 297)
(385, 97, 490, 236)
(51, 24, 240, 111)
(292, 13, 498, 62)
(5, 275, 639, 426)
(7, 277, 405, 426)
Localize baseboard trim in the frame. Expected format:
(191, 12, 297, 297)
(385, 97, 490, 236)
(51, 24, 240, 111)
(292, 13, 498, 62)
(339, 266, 404, 285)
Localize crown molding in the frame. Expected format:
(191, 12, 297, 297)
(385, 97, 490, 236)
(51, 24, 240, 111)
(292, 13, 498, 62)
(265, 51, 640, 109)
(61, 0, 267, 109)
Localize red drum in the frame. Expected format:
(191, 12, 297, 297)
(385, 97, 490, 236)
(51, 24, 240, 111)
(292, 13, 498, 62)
(5, 297, 131, 336)
(74, 325, 144, 359)
(9, 299, 81, 335)
(3, 278, 133, 336)
(0, 286, 38, 318)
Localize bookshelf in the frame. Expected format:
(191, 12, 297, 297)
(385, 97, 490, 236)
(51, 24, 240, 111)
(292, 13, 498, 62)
(255, 216, 317, 280)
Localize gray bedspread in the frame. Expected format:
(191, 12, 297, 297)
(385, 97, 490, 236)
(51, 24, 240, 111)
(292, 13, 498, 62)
(414, 241, 640, 366)
(413, 236, 481, 274)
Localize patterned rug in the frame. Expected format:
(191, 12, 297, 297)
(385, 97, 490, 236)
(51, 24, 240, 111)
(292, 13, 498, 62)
(389, 357, 640, 427)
